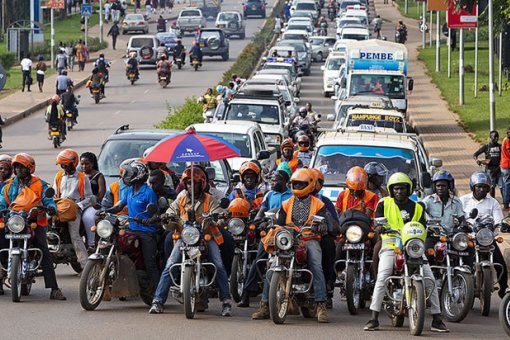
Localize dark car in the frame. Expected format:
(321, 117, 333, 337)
(198, 28, 230, 60)
(97, 125, 234, 195)
(200, 0, 221, 20)
(243, 0, 266, 18)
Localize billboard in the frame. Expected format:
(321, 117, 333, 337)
(447, 1, 477, 28)
(427, 0, 448, 11)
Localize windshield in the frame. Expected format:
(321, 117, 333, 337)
(283, 33, 306, 41)
(263, 64, 294, 76)
(218, 13, 238, 21)
(310, 38, 324, 45)
(204, 132, 252, 157)
(340, 1, 361, 9)
(346, 113, 404, 132)
(279, 42, 306, 52)
(130, 38, 154, 48)
(341, 33, 368, 40)
(326, 57, 345, 70)
(226, 103, 280, 125)
(98, 139, 160, 177)
(181, 10, 200, 17)
(313, 145, 417, 186)
(157, 33, 177, 41)
(338, 19, 360, 27)
(288, 24, 310, 31)
(349, 74, 406, 99)
(125, 14, 144, 21)
(296, 2, 316, 10)
(201, 31, 221, 40)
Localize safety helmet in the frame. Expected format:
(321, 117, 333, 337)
(364, 162, 388, 177)
(122, 160, 149, 186)
(12, 153, 36, 174)
(469, 171, 491, 191)
(432, 170, 455, 191)
(228, 198, 250, 218)
(298, 106, 307, 114)
(276, 162, 292, 180)
(119, 158, 139, 177)
(239, 161, 261, 179)
(345, 166, 368, 191)
(387, 172, 413, 198)
(56, 149, 79, 167)
(281, 138, 295, 151)
(290, 168, 314, 198)
(51, 95, 60, 104)
(310, 168, 324, 191)
(99, 53, 105, 58)
(216, 85, 224, 93)
(181, 166, 207, 192)
(0, 154, 13, 168)
(297, 134, 310, 152)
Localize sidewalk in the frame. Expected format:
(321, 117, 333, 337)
(0, 5, 186, 125)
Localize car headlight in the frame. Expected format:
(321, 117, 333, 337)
(7, 215, 25, 233)
(452, 232, 468, 251)
(345, 225, 363, 243)
(275, 229, 293, 251)
(405, 239, 425, 258)
(476, 228, 494, 247)
(182, 226, 200, 245)
(228, 218, 245, 236)
(96, 220, 114, 239)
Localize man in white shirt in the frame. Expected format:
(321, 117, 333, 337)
(460, 171, 508, 297)
(20, 54, 33, 92)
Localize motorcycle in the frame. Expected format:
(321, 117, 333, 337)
(47, 217, 86, 274)
(158, 71, 171, 88)
(192, 57, 201, 71)
(175, 56, 183, 70)
(327, 6, 336, 21)
(499, 217, 510, 336)
(79, 202, 159, 311)
(427, 219, 474, 323)
(265, 212, 325, 324)
(126, 65, 138, 85)
(49, 124, 63, 149)
(376, 217, 429, 336)
(90, 84, 102, 104)
(335, 210, 374, 315)
(63, 95, 80, 131)
(0, 188, 54, 302)
(395, 27, 407, 44)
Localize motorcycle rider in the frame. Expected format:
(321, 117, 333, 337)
(317, 15, 328, 35)
(229, 161, 264, 210)
(125, 51, 140, 80)
(0, 153, 66, 300)
(189, 40, 203, 66)
(253, 168, 331, 322)
(172, 39, 186, 65)
(305, 102, 320, 122)
(156, 42, 169, 60)
(0, 154, 13, 190)
(275, 138, 303, 174)
(101, 158, 135, 215)
(292, 106, 315, 129)
(94, 53, 110, 82)
(294, 134, 313, 167)
(200, 87, 218, 118)
(53, 149, 91, 268)
(364, 162, 389, 199)
(60, 86, 79, 125)
(396, 19, 408, 44)
(87, 67, 105, 97)
(336, 166, 378, 217)
(459, 171, 508, 298)
(157, 15, 166, 32)
(45, 95, 65, 140)
(149, 166, 233, 316)
(156, 54, 172, 81)
(364, 172, 449, 333)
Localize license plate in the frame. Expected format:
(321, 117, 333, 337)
(252, 5, 257, 9)
(160, 77, 166, 80)
(344, 243, 364, 250)
(50, 131, 60, 136)
(5, 234, 30, 240)
(200, 43, 205, 47)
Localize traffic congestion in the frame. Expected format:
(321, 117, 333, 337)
(1, 0, 510, 337)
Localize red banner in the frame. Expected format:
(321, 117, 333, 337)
(47, 0, 65, 8)
(447, 1, 477, 28)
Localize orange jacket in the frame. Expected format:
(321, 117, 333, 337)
(282, 195, 325, 240)
(178, 193, 224, 245)
(55, 170, 85, 199)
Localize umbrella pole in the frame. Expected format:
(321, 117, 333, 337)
(191, 162, 195, 215)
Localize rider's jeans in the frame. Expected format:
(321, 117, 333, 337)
(68, 210, 89, 267)
(261, 239, 327, 303)
(369, 250, 441, 314)
(153, 239, 231, 305)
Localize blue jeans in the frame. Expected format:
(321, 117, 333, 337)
(153, 239, 231, 305)
(501, 167, 510, 206)
(261, 239, 327, 302)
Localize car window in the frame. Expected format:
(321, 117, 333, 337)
(98, 139, 159, 177)
(203, 132, 252, 158)
(340, 0, 361, 9)
(218, 12, 239, 21)
(130, 38, 155, 48)
(226, 103, 280, 124)
(326, 57, 345, 70)
(295, 2, 316, 10)
(181, 10, 201, 16)
(255, 131, 265, 151)
(341, 33, 368, 40)
(283, 33, 306, 41)
(253, 132, 262, 155)
(125, 14, 144, 21)
(280, 42, 305, 52)
(201, 30, 221, 40)
(310, 38, 323, 45)
(325, 38, 336, 46)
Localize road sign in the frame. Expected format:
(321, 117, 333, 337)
(81, 4, 92, 17)
(0, 64, 6, 91)
(428, 0, 447, 11)
(47, 0, 65, 8)
(447, 1, 477, 28)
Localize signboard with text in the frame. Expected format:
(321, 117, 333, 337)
(447, 1, 477, 28)
(47, 0, 65, 8)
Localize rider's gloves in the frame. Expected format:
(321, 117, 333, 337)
(47, 206, 57, 216)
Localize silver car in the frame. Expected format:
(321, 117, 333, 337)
(121, 14, 149, 34)
(215, 11, 246, 39)
(309, 36, 336, 62)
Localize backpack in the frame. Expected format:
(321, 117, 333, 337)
(46, 103, 59, 123)
(97, 59, 106, 71)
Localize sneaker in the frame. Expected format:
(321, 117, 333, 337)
(364, 319, 379, 331)
(149, 301, 163, 314)
(316, 302, 329, 323)
(431, 319, 449, 333)
(50, 288, 67, 300)
(221, 302, 232, 317)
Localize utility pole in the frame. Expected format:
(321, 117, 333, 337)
(83, 0, 88, 46)
(51, 8, 54, 69)
(459, 28, 464, 105)
(488, 0, 496, 130)
(422, 3, 426, 48)
(499, 31, 503, 96)
(448, 28, 451, 78)
(100, 0, 104, 43)
(429, 10, 433, 47)
(474, 4, 478, 97)
(435, 10, 440, 72)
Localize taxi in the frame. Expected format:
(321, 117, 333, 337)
(337, 107, 412, 133)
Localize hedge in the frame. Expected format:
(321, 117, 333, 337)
(0, 52, 17, 70)
(157, 97, 204, 130)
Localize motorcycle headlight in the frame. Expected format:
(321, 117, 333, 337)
(7, 215, 25, 233)
(452, 232, 468, 251)
(476, 228, 494, 247)
(345, 225, 363, 243)
(275, 229, 293, 251)
(182, 227, 200, 245)
(96, 220, 114, 239)
(228, 218, 245, 236)
(405, 239, 425, 258)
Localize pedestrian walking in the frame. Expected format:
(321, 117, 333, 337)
(500, 128, 510, 210)
(107, 21, 120, 50)
(134, 0, 141, 13)
(74, 40, 86, 71)
(111, 1, 121, 22)
(371, 15, 382, 39)
(274, 15, 282, 33)
(152, 0, 158, 13)
(159, 0, 166, 13)
(104, 2, 111, 23)
(145, 0, 152, 17)
(167, 0, 173, 13)
(474, 130, 502, 199)
(283, 1, 291, 22)
(55, 49, 68, 75)
(121, 1, 128, 18)
(35, 55, 47, 92)
(20, 53, 33, 92)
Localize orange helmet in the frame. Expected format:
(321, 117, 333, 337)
(12, 153, 36, 174)
(56, 149, 79, 167)
(240, 161, 261, 178)
(51, 95, 60, 104)
(290, 168, 315, 198)
(181, 166, 207, 191)
(228, 198, 250, 218)
(345, 166, 368, 191)
(310, 168, 324, 191)
(280, 138, 295, 151)
(297, 134, 310, 152)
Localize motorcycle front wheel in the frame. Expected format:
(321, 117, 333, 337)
(183, 265, 197, 319)
(159, 80, 168, 88)
(70, 260, 83, 274)
(346, 264, 361, 315)
(10, 254, 22, 302)
(499, 291, 510, 336)
(230, 254, 244, 302)
(131, 79, 135, 85)
(53, 136, 60, 149)
(408, 279, 425, 336)
(79, 260, 106, 311)
(441, 271, 474, 322)
(269, 271, 289, 324)
(94, 93, 100, 104)
(480, 267, 492, 316)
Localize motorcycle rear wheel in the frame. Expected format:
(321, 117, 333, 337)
(230, 254, 244, 302)
(21, 281, 32, 296)
(480, 267, 492, 316)
(269, 271, 289, 324)
(10, 254, 22, 302)
(159, 80, 168, 88)
(183, 265, 197, 319)
(346, 264, 361, 315)
(79, 260, 106, 311)
(53, 136, 59, 149)
(441, 271, 474, 322)
(499, 291, 510, 336)
(94, 94, 100, 104)
(408, 279, 425, 336)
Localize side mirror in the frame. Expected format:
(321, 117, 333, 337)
(408, 78, 414, 91)
(257, 150, 271, 160)
(469, 208, 478, 219)
(158, 196, 169, 211)
(374, 217, 388, 226)
(327, 113, 335, 121)
(146, 203, 158, 215)
(430, 157, 442, 168)
(311, 215, 325, 224)
(320, 65, 325, 71)
(219, 197, 230, 209)
(421, 172, 432, 188)
(45, 187, 55, 198)
(205, 166, 216, 181)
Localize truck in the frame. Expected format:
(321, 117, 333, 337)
(334, 39, 413, 113)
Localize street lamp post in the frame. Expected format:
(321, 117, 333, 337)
(100, 0, 104, 43)
(488, 0, 496, 130)
(459, 28, 464, 105)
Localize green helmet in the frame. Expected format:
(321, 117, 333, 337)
(276, 162, 292, 180)
(387, 172, 413, 198)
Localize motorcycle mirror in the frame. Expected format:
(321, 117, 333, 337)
(146, 203, 158, 215)
(158, 197, 169, 211)
(469, 208, 478, 219)
(374, 217, 388, 226)
(219, 197, 230, 209)
(232, 173, 241, 183)
(44, 187, 55, 198)
(311, 215, 325, 224)
(257, 150, 270, 160)
(264, 211, 276, 221)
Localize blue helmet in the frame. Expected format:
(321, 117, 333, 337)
(432, 170, 455, 191)
(469, 171, 491, 191)
(216, 85, 223, 93)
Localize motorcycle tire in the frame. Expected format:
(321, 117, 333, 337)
(53, 136, 59, 149)
(300, 305, 317, 318)
(480, 267, 492, 316)
(183, 265, 197, 319)
(194, 64, 199, 71)
(440, 271, 474, 322)
(346, 264, 361, 315)
(230, 254, 243, 302)
(269, 271, 289, 324)
(499, 291, 510, 336)
(21, 281, 32, 296)
(11, 254, 22, 302)
(408, 279, 425, 336)
(177, 62, 182, 70)
(94, 94, 100, 104)
(70, 260, 83, 274)
(79, 260, 106, 311)
(131, 79, 135, 85)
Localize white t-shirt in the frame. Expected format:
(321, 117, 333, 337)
(459, 193, 504, 224)
(20, 58, 32, 71)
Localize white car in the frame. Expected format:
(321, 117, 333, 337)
(321, 51, 346, 97)
(336, 16, 363, 29)
(281, 29, 310, 42)
(290, 0, 318, 20)
(336, 26, 370, 40)
(342, 9, 369, 26)
(339, 107, 409, 133)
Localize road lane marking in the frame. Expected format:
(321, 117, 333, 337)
(114, 110, 121, 116)
(144, 89, 150, 94)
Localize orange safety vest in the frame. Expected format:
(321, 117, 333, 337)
(282, 195, 325, 240)
(234, 188, 264, 210)
(276, 157, 299, 173)
(3, 176, 48, 227)
(55, 170, 85, 199)
(179, 193, 224, 245)
(110, 181, 128, 215)
(340, 190, 376, 215)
